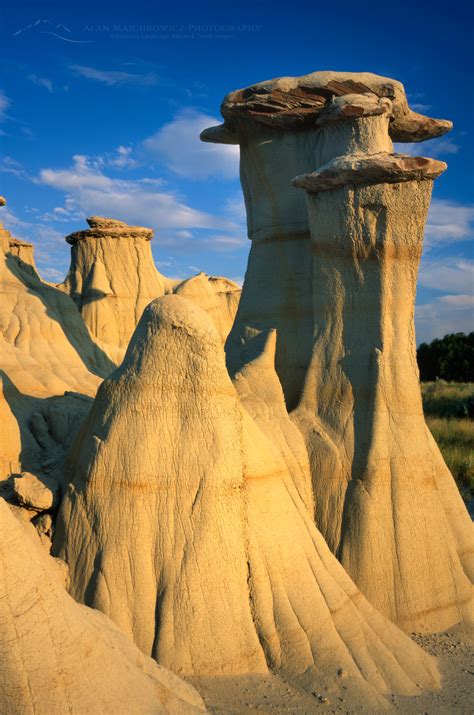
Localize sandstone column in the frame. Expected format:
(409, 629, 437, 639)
(63, 216, 167, 350)
(202, 71, 452, 409)
(292, 96, 473, 633)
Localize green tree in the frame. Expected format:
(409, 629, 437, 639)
(417, 332, 474, 382)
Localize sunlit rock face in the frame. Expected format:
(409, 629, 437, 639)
(62, 216, 168, 350)
(0, 499, 207, 715)
(173, 272, 241, 343)
(202, 71, 452, 410)
(54, 295, 441, 710)
(203, 73, 473, 634)
(291, 94, 473, 634)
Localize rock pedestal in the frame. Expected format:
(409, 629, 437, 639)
(292, 97, 473, 633)
(63, 216, 167, 349)
(202, 71, 452, 409)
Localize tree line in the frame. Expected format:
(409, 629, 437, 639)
(417, 332, 474, 382)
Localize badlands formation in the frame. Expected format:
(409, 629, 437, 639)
(0, 71, 472, 714)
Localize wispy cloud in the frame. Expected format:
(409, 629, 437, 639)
(141, 109, 239, 179)
(416, 254, 473, 344)
(424, 199, 474, 249)
(0, 156, 33, 180)
(416, 294, 473, 344)
(418, 258, 474, 294)
(28, 74, 54, 92)
(37, 154, 238, 233)
(69, 64, 159, 87)
(0, 90, 10, 121)
(394, 135, 460, 159)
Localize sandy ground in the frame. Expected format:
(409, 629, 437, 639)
(189, 625, 473, 714)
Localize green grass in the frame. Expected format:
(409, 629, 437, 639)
(421, 381, 474, 499)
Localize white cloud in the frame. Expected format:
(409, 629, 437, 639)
(416, 294, 473, 344)
(40, 267, 65, 281)
(142, 109, 239, 179)
(70, 64, 158, 87)
(38, 154, 238, 232)
(105, 145, 138, 169)
(28, 74, 54, 92)
(394, 136, 460, 158)
(424, 199, 474, 249)
(418, 258, 474, 294)
(0, 90, 10, 121)
(0, 156, 33, 180)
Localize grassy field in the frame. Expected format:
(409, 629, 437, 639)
(421, 381, 474, 499)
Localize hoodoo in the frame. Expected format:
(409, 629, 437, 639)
(54, 295, 441, 710)
(290, 92, 474, 632)
(202, 71, 452, 409)
(63, 216, 168, 350)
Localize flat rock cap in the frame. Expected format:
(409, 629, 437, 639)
(292, 153, 447, 192)
(200, 70, 452, 144)
(65, 216, 153, 244)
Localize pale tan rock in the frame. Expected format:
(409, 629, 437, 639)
(173, 272, 241, 342)
(232, 328, 314, 512)
(292, 105, 474, 633)
(0, 230, 112, 397)
(0, 220, 114, 478)
(293, 152, 447, 191)
(8, 237, 40, 278)
(0, 499, 206, 714)
(62, 216, 167, 350)
(54, 295, 440, 708)
(12, 471, 59, 511)
(0, 374, 23, 478)
(203, 73, 448, 408)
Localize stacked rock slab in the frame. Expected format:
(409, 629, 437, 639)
(63, 216, 167, 350)
(201, 71, 452, 409)
(0, 499, 206, 714)
(54, 295, 441, 710)
(291, 94, 473, 632)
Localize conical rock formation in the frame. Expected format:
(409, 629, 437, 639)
(173, 272, 241, 343)
(54, 295, 440, 709)
(0, 498, 206, 714)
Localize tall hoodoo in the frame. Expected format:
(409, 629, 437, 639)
(202, 71, 452, 409)
(54, 295, 441, 709)
(292, 93, 473, 632)
(63, 216, 167, 350)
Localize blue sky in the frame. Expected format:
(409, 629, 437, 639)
(0, 0, 472, 344)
